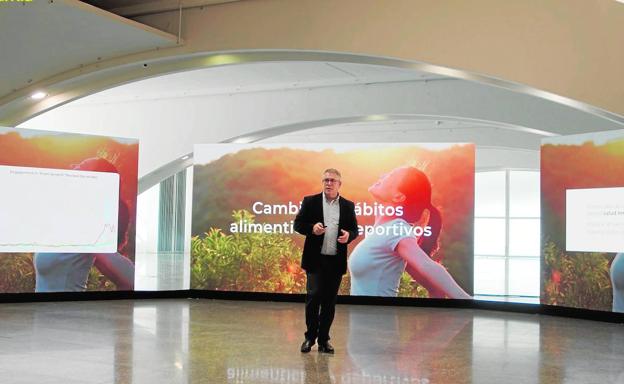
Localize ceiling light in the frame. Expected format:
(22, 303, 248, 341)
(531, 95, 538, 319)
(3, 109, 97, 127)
(205, 54, 242, 66)
(366, 115, 387, 121)
(231, 137, 254, 144)
(30, 91, 47, 100)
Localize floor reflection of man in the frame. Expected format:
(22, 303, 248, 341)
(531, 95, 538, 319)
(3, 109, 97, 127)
(302, 353, 334, 384)
(346, 306, 471, 383)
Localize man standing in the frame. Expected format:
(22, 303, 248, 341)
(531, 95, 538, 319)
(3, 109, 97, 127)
(294, 168, 359, 354)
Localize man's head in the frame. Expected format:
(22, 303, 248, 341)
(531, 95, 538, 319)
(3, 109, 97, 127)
(322, 168, 342, 200)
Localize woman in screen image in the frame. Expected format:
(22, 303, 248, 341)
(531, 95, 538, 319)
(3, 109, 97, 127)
(611, 253, 624, 313)
(348, 166, 471, 299)
(33, 158, 134, 292)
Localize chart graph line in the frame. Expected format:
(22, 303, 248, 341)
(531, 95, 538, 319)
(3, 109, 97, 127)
(0, 223, 117, 249)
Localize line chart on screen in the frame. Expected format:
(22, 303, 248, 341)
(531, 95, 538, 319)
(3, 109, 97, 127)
(0, 165, 120, 253)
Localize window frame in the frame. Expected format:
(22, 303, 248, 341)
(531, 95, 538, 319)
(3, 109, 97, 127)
(474, 169, 540, 298)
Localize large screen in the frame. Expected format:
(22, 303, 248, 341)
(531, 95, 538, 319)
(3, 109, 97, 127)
(542, 130, 624, 312)
(0, 165, 120, 253)
(0, 126, 138, 293)
(191, 143, 474, 298)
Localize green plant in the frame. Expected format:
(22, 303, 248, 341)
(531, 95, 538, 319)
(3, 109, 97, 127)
(543, 240, 612, 311)
(191, 210, 306, 293)
(398, 272, 430, 298)
(0, 253, 35, 292)
(86, 268, 117, 291)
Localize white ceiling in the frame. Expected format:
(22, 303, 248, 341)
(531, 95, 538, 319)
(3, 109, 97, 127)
(72, 61, 444, 104)
(0, 0, 177, 99)
(20, 58, 624, 186)
(24, 59, 623, 179)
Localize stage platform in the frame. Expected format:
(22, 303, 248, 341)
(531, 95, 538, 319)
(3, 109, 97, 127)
(0, 299, 623, 383)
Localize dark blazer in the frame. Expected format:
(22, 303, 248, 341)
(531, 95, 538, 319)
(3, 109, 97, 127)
(293, 193, 359, 275)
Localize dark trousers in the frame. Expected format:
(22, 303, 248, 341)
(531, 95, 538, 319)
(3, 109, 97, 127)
(304, 254, 343, 344)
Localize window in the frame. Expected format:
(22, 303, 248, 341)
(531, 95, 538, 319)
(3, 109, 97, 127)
(474, 170, 540, 300)
(135, 168, 192, 291)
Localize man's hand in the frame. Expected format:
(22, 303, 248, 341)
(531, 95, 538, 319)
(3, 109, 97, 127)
(312, 222, 326, 235)
(337, 229, 349, 244)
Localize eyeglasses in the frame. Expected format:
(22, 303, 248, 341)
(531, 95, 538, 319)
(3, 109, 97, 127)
(322, 178, 340, 184)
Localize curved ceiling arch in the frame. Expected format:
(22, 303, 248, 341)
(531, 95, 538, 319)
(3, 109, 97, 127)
(224, 114, 558, 144)
(4, 50, 624, 127)
(138, 113, 548, 193)
(18, 55, 624, 195)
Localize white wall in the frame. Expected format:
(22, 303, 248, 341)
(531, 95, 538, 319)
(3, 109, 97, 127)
(270, 121, 540, 170)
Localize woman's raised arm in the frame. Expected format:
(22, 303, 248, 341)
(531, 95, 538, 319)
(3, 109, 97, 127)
(396, 237, 471, 299)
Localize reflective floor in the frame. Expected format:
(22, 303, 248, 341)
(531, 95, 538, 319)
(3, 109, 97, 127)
(0, 299, 623, 383)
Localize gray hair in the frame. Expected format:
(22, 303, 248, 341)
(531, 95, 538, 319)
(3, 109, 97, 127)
(323, 168, 342, 178)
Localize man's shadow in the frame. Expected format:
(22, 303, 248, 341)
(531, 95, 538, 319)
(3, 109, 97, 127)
(302, 353, 334, 384)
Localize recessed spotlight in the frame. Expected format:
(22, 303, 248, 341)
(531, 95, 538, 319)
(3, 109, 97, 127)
(232, 137, 254, 144)
(366, 114, 387, 121)
(181, 155, 190, 160)
(30, 91, 47, 100)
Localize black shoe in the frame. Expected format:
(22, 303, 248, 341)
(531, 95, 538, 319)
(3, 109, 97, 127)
(318, 342, 334, 354)
(300, 339, 315, 353)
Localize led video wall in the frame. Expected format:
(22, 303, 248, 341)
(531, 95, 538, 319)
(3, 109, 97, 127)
(0, 126, 138, 293)
(191, 143, 474, 298)
(542, 130, 624, 312)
